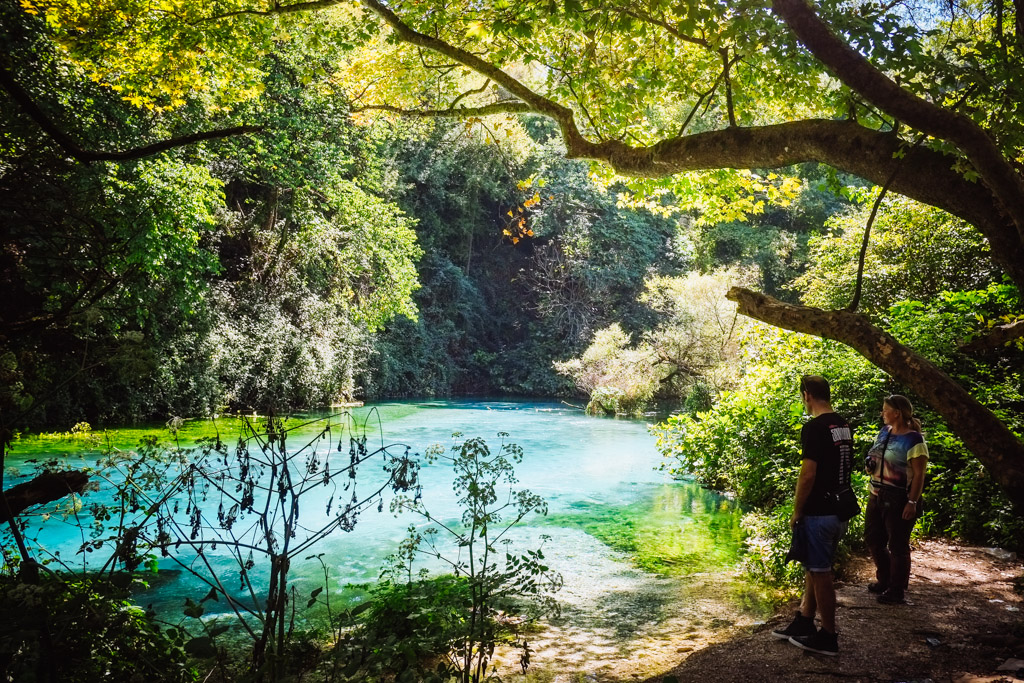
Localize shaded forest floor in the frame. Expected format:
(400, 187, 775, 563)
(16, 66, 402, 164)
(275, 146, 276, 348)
(501, 540, 1024, 682)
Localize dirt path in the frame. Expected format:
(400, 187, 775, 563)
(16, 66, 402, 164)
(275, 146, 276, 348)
(503, 540, 1024, 682)
(657, 540, 1024, 683)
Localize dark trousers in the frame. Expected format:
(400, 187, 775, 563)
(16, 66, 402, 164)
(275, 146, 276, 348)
(864, 491, 918, 596)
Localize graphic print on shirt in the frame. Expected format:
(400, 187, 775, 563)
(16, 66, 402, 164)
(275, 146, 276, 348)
(831, 424, 853, 487)
(800, 414, 854, 516)
(868, 427, 928, 492)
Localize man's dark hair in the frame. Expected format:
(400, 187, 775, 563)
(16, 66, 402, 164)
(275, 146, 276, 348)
(800, 375, 831, 403)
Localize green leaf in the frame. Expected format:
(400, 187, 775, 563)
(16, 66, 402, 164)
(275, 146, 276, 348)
(184, 635, 217, 658)
(208, 624, 231, 638)
(183, 597, 205, 618)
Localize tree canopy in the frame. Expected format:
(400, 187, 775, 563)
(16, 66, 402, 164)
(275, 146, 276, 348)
(3, 0, 1024, 508)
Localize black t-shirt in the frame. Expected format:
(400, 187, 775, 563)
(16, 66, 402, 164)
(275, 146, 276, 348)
(800, 412, 854, 516)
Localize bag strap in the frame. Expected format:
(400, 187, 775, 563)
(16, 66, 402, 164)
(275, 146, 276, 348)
(869, 427, 894, 489)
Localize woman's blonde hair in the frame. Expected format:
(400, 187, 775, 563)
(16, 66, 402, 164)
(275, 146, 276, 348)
(885, 394, 922, 432)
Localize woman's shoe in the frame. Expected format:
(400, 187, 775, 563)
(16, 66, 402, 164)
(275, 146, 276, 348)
(876, 590, 906, 604)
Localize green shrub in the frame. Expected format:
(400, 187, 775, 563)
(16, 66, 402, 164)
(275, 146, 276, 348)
(336, 435, 561, 682)
(555, 324, 659, 416)
(739, 475, 868, 587)
(333, 576, 473, 682)
(684, 382, 714, 414)
(0, 574, 196, 683)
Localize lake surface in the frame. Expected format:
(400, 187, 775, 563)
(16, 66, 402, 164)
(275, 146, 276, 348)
(4, 399, 771, 660)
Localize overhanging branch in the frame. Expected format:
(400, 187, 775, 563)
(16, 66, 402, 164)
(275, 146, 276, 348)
(346, 0, 1024, 288)
(726, 286, 1024, 511)
(0, 471, 90, 524)
(960, 318, 1024, 352)
(0, 66, 263, 162)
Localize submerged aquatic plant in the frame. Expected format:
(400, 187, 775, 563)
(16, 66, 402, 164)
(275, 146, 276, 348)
(545, 484, 744, 575)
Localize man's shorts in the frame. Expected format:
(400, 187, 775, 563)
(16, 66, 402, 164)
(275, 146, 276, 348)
(802, 514, 847, 573)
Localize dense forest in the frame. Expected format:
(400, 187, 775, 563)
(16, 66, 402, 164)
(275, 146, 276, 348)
(2, 0, 1024, 679)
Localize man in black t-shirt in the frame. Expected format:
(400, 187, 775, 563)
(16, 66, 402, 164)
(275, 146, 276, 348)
(770, 375, 853, 656)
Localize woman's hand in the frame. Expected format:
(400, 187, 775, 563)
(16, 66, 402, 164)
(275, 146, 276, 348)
(902, 501, 916, 520)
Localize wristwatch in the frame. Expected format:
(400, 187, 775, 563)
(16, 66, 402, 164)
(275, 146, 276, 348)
(906, 499, 918, 505)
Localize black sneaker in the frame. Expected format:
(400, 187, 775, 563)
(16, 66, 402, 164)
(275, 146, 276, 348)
(789, 628, 839, 655)
(771, 611, 816, 640)
(867, 582, 887, 594)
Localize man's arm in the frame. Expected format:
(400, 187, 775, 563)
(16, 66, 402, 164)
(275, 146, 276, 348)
(791, 458, 818, 528)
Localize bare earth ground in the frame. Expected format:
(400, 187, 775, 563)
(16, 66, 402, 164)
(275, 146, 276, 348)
(498, 540, 1024, 683)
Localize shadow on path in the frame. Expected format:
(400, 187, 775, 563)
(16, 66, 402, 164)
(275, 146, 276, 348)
(644, 540, 1024, 683)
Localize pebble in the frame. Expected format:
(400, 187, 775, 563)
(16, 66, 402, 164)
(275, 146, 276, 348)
(996, 658, 1024, 671)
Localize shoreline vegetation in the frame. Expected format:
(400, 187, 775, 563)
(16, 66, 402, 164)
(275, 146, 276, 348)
(4, 0, 1024, 678)
(2, 403, 1021, 680)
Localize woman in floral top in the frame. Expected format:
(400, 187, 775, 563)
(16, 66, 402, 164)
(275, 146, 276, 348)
(864, 394, 929, 605)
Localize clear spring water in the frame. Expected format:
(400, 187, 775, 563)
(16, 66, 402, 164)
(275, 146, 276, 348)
(4, 399, 769, 634)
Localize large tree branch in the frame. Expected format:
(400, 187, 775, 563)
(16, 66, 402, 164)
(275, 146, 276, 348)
(572, 120, 1024, 288)
(726, 287, 1024, 512)
(960, 318, 1024, 352)
(343, 2, 1024, 289)
(772, 0, 1024, 244)
(0, 66, 263, 162)
(350, 0, 1015, 236)
(0, 471, 90, 524)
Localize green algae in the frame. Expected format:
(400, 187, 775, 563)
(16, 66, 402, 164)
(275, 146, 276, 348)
(545, 483, 745, 575)
(5, 407, 400, 462)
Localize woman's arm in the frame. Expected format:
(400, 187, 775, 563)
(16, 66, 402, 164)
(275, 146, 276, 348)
(904, 455, 927, 520)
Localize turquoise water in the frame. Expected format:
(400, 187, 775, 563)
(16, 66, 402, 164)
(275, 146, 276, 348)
(4, 399, 761, 629)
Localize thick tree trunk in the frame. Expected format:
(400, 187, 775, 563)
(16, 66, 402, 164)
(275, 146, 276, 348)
(726, 286, 1024, 512)
(0, 471, 90, 524)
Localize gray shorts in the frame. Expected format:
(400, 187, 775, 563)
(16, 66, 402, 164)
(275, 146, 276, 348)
(802, 514, 847, 573)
